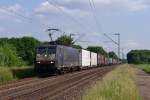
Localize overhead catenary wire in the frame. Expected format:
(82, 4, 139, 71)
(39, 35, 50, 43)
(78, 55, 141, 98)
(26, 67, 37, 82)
(0, 4, 85, 43)
(88, 0, 102, 33)
(46, 0, 92, 34)
(0, 7, 49, 28)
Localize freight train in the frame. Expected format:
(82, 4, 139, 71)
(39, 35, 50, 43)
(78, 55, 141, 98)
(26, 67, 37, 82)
(34, 45, 119, 73)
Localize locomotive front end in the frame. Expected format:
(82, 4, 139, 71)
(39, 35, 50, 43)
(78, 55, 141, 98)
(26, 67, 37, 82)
(34, 46, 57, 73)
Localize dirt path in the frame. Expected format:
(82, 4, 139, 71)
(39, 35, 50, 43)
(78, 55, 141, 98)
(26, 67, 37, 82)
(136, 70, 150, 100)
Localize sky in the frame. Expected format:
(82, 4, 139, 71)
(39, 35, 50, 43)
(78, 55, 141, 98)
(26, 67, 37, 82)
(0, 0, 150, 57)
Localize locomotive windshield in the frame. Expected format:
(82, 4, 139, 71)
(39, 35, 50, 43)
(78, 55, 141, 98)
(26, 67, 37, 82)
(36, 46, 56, 61)
(37, 47, 47, 54)
(36, 47, 56, 54)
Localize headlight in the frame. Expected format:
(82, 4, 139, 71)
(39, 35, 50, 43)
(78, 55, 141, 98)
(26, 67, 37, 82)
(37, 62, 40, 64)
(50, 61, 54, 64)
(44, 54, 47, 57)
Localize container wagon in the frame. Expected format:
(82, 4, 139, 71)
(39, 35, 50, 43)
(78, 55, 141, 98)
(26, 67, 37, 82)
(104, 57, 109, 66)
(90, 52, 97, 67)
(80, 49, 91, 69)
(97, 54, 105, 67)
(109, 58, 113, 65)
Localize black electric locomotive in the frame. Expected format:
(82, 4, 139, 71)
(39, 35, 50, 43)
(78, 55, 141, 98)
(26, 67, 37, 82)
(34, 45, 80, 73)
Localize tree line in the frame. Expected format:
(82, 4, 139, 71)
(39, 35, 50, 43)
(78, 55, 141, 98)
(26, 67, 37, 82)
(127, 50, 150, 64)
(0, 37, 41, 66)
(0, 35, 118, 67)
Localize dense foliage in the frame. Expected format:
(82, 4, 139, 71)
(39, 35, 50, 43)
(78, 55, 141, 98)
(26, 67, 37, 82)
(0, 43, 25, 67)
(72, 45, 82, 49)
(87, 46, 108, 56)
(0, 37, 41, 65)
(108, 51, 118, 59)
(55, 35, 82, 49)
(56, 35, 74, 46)
(127, 50, 150, 64)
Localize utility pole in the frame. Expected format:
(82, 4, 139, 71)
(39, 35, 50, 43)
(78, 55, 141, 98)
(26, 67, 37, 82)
(104, 33, 121, 60)
(114, 33, 120, 59)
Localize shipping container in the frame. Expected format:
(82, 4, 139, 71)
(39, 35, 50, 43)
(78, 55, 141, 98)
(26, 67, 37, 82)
(90, 52, 97, 67)
(97, 54, 105, 66)
(80, 49, 91, 68)
(113, 59, 118, 64)
(109, 58, 113, 65)
(104, 57, 109, 65)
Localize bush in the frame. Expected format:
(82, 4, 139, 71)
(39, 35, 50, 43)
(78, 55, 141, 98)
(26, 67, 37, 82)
(0, 43, 26, 67)
(0, 37, 41, 65)
(11, 67, 37, 79)
(0, 67, 38, 84)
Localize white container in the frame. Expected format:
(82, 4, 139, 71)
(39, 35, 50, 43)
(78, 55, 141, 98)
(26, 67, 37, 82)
(90, 52, 97, 67)
(80, 49, 91, 68)
(109, 58, 113, 64)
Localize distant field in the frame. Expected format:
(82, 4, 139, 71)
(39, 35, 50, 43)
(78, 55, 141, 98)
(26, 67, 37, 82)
(133, 64, 150, 73)
(0, 66, 36, 84)
(83, 64, 141, 100)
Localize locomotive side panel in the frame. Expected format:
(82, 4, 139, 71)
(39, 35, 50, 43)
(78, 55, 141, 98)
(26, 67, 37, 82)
(61, 46, 80, 68)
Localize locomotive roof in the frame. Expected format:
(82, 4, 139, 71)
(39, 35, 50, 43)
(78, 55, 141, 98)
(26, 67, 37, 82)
(37, 44, 78, 49)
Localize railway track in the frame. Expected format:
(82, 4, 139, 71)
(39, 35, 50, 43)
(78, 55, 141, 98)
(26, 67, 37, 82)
(0, 66, 115, 100)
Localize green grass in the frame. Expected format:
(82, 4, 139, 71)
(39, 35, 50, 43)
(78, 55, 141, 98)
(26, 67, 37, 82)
(0, 67, 14, 84)
(133, 64, 150, 73)
(11, 67, 38, 79)
(83, 64, 141, 100)
(0, 66, 38, 84)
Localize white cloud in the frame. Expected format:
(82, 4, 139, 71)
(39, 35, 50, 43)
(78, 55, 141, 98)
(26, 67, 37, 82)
(0, 4, 21, 19)
(92, 0, 148, 13)
(124, 40, 139, 49)
(57, 0, 148, 12)
(122, 0, 148, 11)
(35, 1, 90, 17)
(0, 4, 29, 23)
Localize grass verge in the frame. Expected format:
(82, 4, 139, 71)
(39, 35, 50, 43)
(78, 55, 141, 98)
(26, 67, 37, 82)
(83, 64, 141, 100)
(133, 64, 150, 73)
(0, 67, 14, 84)
(0, 66, 38, 84)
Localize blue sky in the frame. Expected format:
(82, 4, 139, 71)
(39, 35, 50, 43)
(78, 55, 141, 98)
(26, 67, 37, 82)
(0, 0, 150, 56)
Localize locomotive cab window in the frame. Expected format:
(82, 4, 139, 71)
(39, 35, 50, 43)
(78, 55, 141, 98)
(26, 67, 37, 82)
(37, 47, 47, 54)
(36, 46, 56, 61)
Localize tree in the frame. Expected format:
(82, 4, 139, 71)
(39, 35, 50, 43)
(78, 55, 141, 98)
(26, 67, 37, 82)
(0, 37, 41, 65)
(108, 51, 118, 59)
(87, 46, 108, 56)
(0, 43, 25, 67)
(56, 35, 74, 46)
(127, 50, 150, 64)
(72, 45, 82, 49)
